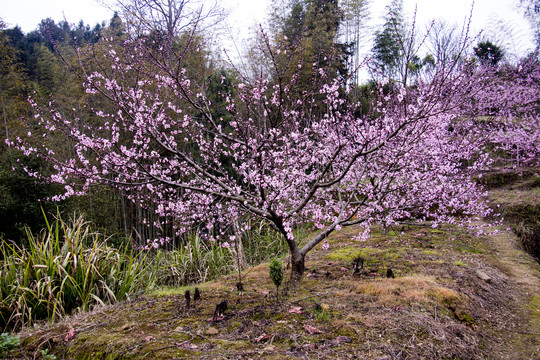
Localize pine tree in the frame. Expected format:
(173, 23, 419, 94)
(372, 0, 406, 79)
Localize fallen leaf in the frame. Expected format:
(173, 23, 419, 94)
(205, 327, 219, 335)
(335, 336, 352, 343)
(304, 324, 322, 334)
(289, 306, 304, 314)
(206, 314, 225, 322)
(340, 267, 348, 272)
(120, 323, 135, 331)
(142, 336, 153, 343)
(64, 327, 75, 342)
(307, 272, 316, 278)
(255, 333, 271, 343)
(180, 342, 199, 349)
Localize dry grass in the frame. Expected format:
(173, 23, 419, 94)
(345, 276, 462, 308)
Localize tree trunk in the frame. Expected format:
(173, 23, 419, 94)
(287, 252, 305, 294)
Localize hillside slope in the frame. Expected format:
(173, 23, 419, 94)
(13, 222, 540, 359)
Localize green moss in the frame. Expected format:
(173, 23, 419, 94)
(454, 309, 474, 325)
(213, 339, 250, 351)
(326, 246, 403, 263)
(455, 244, 485, 254)
(422, 250, 442, 256)
(148, 284, 211, 297)
(529, 294, 540, 325)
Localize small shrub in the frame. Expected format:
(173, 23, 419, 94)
(0, 333, 20, 358)
(313, 304, 331, 322)
(269, 258, 283, 301)
(40, 348, 56, 360)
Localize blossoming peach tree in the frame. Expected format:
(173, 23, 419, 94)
(471, 56, 540, 167)
(13, 30, 535, 290)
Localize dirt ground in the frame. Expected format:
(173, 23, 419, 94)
(12, 221, 540, 360)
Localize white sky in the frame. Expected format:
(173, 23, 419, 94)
(0, 0, 535, 59)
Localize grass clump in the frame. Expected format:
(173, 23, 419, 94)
(327, 246, 403, 265)
(148, 234, 234, 287)
(0, 212, 149, 331)
(242, 220, 290, 265)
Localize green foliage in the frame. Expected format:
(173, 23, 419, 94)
(269, 258, 284, 300)
(0, 212, 150, 331)
(372, 0, 406, 79)
(148, 233, 234, 287)
(40, 348, 56, 360)
(0, 211, 295, 331)
(314, 304, 331, 322)
(0, 333, 20, 358)
(242, 220, 289, 265)
(271, 0, 351, 103)
(0, 154, 62, 244)
(474, 40, 504, 66)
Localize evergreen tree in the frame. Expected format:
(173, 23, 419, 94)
(0, 20, 60, 243)
(474, 40, 504, 66)
(270, 0, 352, 112)
(371, 0, 406, 79)
(340, 0, 370, 85)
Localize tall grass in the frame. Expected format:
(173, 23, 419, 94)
(148, 233, 234, 287)
(0, 214, 296, 331)
(0, 213, 148, 331)
(148, 220, 300, 287)
(242, 220, 290, 265)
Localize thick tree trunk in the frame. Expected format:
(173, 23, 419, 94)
(271, 213, 308, 294)
(287, 252, 305, 294)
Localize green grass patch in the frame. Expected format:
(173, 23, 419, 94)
(454, 244, 485, 254)
(326, 246, 404, 265)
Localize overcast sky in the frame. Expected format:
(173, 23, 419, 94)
(1, 0, 535, 59)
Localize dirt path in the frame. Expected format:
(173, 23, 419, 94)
(485, 224, 540, 359)
(489, 226, 540, 290)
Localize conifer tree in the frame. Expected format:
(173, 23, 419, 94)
(372, 0, 406, 79)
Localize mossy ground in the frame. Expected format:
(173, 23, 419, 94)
(9, 219, 540, 360)
(485, 167, 540, 260)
